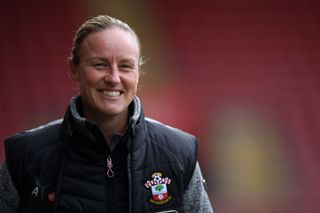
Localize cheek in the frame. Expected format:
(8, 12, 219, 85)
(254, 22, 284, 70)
(122, 73, 139, 88)
(130, 75, 139, 91)
(79, 71, 99, 86)
(132, 71, 140, 85)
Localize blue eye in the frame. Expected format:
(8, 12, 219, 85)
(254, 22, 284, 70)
(94, 63, 107, 69)
(119, 63, 134, 70)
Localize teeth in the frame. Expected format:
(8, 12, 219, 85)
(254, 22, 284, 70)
(101, 90, 121, 97)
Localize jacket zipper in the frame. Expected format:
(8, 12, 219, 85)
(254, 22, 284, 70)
(105, 154, 113, 212)
(106, 155, 114, 178)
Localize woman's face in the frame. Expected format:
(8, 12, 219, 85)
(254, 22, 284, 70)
(70, 27, 140, 122)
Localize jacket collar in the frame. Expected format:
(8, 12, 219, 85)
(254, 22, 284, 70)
(64, 95, 145, 143)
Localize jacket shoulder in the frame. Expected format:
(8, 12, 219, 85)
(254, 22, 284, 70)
(144, 117, 198, 165)
(4, 119, 63, 154)
(4, 119, 63, 193)
(145, 117, 197, 148)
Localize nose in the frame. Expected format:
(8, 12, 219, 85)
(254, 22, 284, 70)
(104, 65, 121, 84)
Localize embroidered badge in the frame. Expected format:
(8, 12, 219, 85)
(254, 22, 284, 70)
(144, 172, 172, 205)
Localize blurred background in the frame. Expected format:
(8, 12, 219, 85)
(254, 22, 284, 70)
(1, 0, 320, 212)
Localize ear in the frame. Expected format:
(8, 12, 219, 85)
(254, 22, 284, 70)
(69, 58, 79, 82)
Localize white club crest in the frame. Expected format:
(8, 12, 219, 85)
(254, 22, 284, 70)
(144, 172, 172, 205)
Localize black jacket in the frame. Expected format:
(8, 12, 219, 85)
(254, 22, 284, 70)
(4, 96, 198, 213)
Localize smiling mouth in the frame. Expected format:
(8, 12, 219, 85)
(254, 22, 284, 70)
(99, 90, 122, 97)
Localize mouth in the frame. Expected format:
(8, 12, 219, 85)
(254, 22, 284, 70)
(98, 90, 122, 97)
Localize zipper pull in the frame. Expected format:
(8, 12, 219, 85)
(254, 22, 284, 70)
(106, 155, 114, 178)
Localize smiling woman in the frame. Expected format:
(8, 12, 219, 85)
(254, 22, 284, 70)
(0, 15, 213, 213)
(69, 27, 140, 141)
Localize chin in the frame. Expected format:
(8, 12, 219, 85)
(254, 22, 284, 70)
(99, 106, 126, 116)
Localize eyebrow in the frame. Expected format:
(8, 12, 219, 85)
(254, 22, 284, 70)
(119, 59, 136, 64)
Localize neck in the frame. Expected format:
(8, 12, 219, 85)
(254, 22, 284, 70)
(84, 110, 129, 143)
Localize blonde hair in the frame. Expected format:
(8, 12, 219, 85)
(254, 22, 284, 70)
(70, 15, 143, 66)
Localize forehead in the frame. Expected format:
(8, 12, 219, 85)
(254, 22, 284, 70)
(79, 27, 140, 59)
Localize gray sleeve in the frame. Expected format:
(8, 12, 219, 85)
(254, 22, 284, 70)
(183, 162, 214, 213)
(0, 163, 20, 213)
